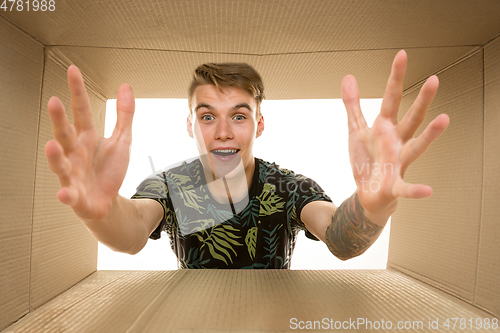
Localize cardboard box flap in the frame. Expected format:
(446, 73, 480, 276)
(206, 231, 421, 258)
(389, 51, 484, 303)
(48, 45, 477, 100)
(1, 0, 499, 53)
(0, 17, 43, 330)
(28, 46, 106, 311)
(2, 1, 499, 99)
(3, 270, 495, 332)
(475, 35, 500, 318)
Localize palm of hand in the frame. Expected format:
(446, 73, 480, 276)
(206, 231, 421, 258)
(348, 116, 402, 212)
(45, 65, 135, 222)
(342, 51, 449, 214)
(66, 130, 131, 221)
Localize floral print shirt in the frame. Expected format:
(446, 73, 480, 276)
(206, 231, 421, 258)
(131, 157, 332, 269)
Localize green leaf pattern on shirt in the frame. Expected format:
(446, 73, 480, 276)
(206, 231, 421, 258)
(197, 224, 243, 265)
(245, 227, 258, 260)
(131, 158, 332, 268)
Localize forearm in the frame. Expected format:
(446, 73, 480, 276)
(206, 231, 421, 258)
(325, 192, 393, 260)
(82, 195, 155, 254)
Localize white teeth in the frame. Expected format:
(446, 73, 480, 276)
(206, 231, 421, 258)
(213, 149, 238, 153)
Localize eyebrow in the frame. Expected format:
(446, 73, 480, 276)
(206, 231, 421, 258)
(233, 103, 253, 112)
(194, 103, 254, 113)
(194, 103, 213, 113)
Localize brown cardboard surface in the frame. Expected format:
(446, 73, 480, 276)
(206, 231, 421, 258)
(0, 17, 43, 330)
(475, 37, 500, 318)
(49, 45, 476, 100)
(1, 0, 499, 53)
(388, 51, 484, 303)
(1, 0, 500, 329)
(29, 49, 106, 310)
(0, 1, 497, 100)
(3, 270, 495, 332)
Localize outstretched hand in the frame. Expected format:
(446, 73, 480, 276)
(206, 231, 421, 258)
(45, 65, 136, 222)
(342, 50, 450, 214)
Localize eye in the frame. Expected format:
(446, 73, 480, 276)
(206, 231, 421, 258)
(233, 115, 246, 121)
(201, 114, 214, 121)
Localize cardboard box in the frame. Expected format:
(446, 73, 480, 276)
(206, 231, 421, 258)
(1, 270, 496, 332)
(1, 1, 499, 331)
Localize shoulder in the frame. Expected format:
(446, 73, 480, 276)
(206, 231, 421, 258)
(162, 157, 203, 185)
(256, 158, 308, 183)
(256, 158, 295, 177)
(164, 157, 201, 175)
(255, 158, 330, 201)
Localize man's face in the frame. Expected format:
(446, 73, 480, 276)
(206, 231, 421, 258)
(187, 84, 264, 180)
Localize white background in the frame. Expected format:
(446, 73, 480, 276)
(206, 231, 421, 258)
(98, 98, 390, 270)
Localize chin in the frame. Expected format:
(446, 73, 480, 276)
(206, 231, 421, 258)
(199, 151, 245, 180)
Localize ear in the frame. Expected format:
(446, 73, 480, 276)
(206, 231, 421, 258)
(256, 115, 264, 138)
(187, 114, 194, 138)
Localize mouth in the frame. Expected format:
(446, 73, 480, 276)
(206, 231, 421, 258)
(211, 149, 240, 157)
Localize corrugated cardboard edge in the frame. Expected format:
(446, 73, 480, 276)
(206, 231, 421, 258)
(0, 16, 44, 331)
(474, 35, 500, 319)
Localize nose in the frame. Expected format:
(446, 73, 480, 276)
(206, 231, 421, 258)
(215, 117, 234, 141)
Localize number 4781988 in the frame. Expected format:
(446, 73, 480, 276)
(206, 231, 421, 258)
(1, 0, 55, 11)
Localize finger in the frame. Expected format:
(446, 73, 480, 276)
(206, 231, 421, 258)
(380, 50, 407, 124)
(397, 75, 439, 141)
(45, 140, 72, 187)
(112, 83, 135, 144)
(48, 96, 77, 153)
(392, 178, 433, 199)
(57, 186, 79, 207)
(68, 65, 94, 132)
(341, 75, 368, 133)
(400, 113, 450, 176)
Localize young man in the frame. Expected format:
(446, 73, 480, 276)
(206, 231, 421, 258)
(45, 51, 449, 269)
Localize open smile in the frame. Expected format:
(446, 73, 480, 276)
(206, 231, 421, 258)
(211, 149, 240, 161)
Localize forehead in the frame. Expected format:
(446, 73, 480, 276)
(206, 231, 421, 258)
(192, 85, 257, 110)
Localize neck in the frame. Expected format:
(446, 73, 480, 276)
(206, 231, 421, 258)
(202, 156, 255, 204)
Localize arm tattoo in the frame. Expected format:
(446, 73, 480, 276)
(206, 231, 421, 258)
(325, 192, 383, 260)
